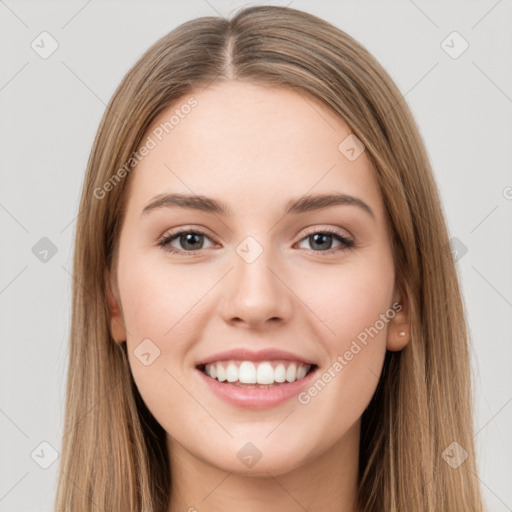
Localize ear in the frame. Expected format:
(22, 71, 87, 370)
(105, 270, 127, 343)
(386, 282, 410, 352)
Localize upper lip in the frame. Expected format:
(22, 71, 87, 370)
(195, 348, 317, 367)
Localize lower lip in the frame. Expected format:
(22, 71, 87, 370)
(196, 366, 318, 409)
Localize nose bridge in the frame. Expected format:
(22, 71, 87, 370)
(222, 234, 292, 326)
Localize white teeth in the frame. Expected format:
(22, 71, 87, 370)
(239, 361, 257, 383)
(216, 364, 227, 382)
(202, 360, 312, 385)
(286, 362, 297, 382)
(226, 363, 238, 382)
(256, 362, 274, 385)
(274, 363, 286, 383)
(296, 364, 307, 380)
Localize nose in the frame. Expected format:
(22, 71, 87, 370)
(220, 240, 294, 330)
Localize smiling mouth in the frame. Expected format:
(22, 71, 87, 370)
(196, 359, 318, 388)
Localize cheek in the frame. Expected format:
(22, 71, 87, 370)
(297, 255, 395, 351)
(294, 335, 386, 463)
(118, 252, 206, 341)
(117, 253, 214, 428)
(292, 257, 393, 421)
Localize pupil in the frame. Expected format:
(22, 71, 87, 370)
(312, 233, 331, 250)
(182, 233, 202, 250)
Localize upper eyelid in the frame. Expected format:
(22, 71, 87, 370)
(161, 224, 352, 239)
(301, 225, 352, 239)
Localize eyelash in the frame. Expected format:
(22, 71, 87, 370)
(157, 227, 355, 257)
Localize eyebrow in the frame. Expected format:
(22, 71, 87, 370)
(141, 192, 375, 219)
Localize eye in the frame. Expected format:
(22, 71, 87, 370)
(157, 228, 215, 254)
(157, 227, 355, 256)
(296, 227, 355, 255)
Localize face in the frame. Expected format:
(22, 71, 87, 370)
(107, 80, 409, 476)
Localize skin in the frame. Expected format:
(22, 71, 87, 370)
(107, 80, 410, 512)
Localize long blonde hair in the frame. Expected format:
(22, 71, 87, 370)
(55, 5, 484, 511)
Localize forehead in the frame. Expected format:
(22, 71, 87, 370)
(125, 80, 383, 218)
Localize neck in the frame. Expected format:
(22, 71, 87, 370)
(166, 421, 362, 512)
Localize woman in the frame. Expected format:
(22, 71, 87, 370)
(55, 5, 485, 511)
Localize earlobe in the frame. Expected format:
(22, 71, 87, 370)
(105, 270, 127, 343)
(387, 324, 409, 351)
(386, 285, 410, 352)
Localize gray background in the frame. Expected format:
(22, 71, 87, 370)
(1, 0, 511, 510)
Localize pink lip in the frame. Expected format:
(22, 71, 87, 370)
(196, 365, 318, 409)
(195, 348, 316, 367)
